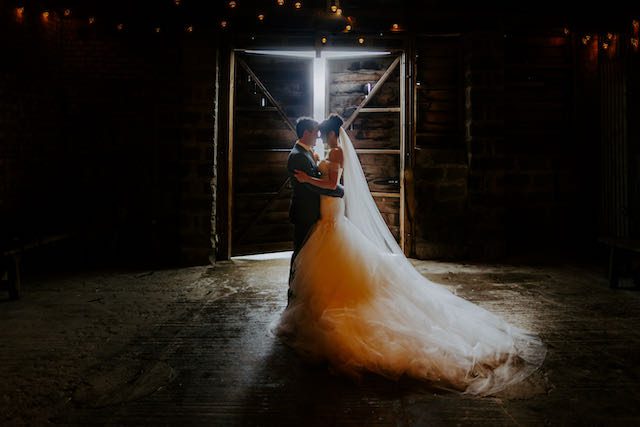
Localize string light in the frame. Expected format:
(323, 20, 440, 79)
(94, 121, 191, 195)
(116, 23, 124, 31)
(64, 9, 71, 17)
(631, 38, 639, 49)
(391, 23, 399, 31)
(155, 27, 161, 33)
(321, 36, 327, 44)
(186, 25, 193, 33)
(16, 6, 24, 15)
(563, 27, 569, 35)
(88, 16, 95, 25)
(345, 24, 352, 32)
(294, 1, 302, 9)
(358, 36, 365, 44)
(174, 0, 181, 5)
(330, 1, 338, 13)
(582, 34, 591, 45)
(277, 0, 285, 6)
(42, 11, 49, 20)
(258, 13, 265, 21)
(228, 1, 237, 8)
(220, 20, 228, 29)
(633, 20, 639, 31)
(602, 41, 609, 50)
(606, 32, 613, 40)
(336, 8, 342, 15)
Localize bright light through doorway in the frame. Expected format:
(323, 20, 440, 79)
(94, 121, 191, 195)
(242, 49, 390, 159)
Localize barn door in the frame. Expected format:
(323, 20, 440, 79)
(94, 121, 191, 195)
(230, 52, 313, 256)
(327, 53, 405, 248)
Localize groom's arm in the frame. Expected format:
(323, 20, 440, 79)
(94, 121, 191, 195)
(289, 153, 344, 198)
(304, 182, 344, 198)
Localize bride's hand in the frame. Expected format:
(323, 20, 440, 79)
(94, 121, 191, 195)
(293, 169, 309, 183)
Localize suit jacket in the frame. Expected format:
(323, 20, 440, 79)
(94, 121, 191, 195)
(288, 142, 344, 225)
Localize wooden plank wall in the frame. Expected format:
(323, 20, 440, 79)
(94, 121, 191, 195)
(328, 56, 402, 241)
(503, 29, 577, 253)
(412, 35, 469, 259)
(629, 41, 640, 239)
(231, 55, 312, 255)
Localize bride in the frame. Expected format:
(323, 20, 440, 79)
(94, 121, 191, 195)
(272, 114, 546, 396)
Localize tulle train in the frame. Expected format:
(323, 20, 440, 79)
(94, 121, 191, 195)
(273, 210, 546, 396)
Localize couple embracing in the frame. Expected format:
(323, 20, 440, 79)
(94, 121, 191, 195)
(272, 114, 546, 396)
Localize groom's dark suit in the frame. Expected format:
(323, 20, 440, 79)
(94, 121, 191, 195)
(287, 141, 344, 305)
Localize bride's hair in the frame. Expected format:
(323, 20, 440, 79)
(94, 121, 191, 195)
(319, 114, 344, 138)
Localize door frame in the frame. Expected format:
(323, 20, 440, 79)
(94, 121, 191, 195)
(219, 46, 413, 260)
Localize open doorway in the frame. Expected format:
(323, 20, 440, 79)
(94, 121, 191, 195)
(228, 49, 406, 258)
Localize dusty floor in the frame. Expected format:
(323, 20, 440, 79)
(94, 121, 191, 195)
(1, 254, 639, 426)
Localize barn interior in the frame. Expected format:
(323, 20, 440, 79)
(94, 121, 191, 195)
(1, 0, 640, 425)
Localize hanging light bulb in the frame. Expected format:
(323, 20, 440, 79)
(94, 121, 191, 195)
(336, 8, 342, 15)
(391, 23, 399, 31)
(88, 16, 95, 25)
(633, 20, 639, 31)
(294, 1, 302, 9)
(64, 9, 71, 17)
(174, 0, 181, 5)
(228, 0, 237, 8)
(321, 36, 328, 44)
(258, 13, 265, 21)
(330, 1, 338, 13)
(41, 10, 49, 20)
(277, 0, 285, 5)
(631, 37, 638, 48)
(345, 24, 352, 32)
(155, 27, 161, 33)
(220, 20, 228, 29)
(563, 27, 570, 35)
(186, 25, 193, 33)
(606, 32, 613, 40)
(358, 36, 365, 44)
(602, 41, 609, 50)
(116, 23, 124, 31)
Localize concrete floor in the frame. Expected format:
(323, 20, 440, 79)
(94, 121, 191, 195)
(1, 254, 639, 426)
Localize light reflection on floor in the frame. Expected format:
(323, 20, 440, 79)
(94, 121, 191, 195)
(232, 251, 293, 261)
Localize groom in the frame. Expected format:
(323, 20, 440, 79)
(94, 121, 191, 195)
(286, 117, 344, 306)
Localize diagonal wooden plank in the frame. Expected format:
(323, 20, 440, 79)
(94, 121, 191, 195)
(235, 177, 291, 246)
(237, 57, 298, 135)
(344, 55, 401, 129)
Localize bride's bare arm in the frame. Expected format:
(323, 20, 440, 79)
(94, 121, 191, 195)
(294, 148, 343, 190)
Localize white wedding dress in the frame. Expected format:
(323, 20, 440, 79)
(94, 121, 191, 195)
(273, 129, 546, 396)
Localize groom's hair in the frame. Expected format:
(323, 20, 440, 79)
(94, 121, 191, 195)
(296, 117, 318, 139)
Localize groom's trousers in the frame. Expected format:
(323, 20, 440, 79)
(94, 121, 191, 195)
(287, 220, 316, 307)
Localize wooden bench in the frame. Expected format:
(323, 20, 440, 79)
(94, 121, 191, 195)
(1, 233, 70, 300)
(598, 237, 640, 289)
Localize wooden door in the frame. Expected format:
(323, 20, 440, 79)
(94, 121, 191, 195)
(327, 53, 405, 247)
(230, 52, 313, 256)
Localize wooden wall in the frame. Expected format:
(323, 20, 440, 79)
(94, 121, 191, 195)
(412, 35, 468, 259)
(329, 55, 403, 242)
(1, 8, 217, 267)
